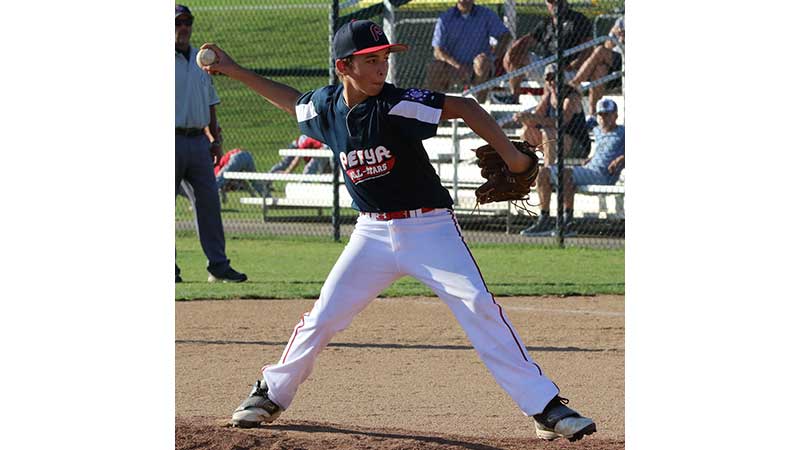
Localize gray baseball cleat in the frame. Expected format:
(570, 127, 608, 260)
(532, 396, 596, 442)
(230, 380, 283, 428)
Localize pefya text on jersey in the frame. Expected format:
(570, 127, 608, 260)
(339, 146, 396, 183)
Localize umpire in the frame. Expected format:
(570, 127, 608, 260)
(175, 4, 246, 283)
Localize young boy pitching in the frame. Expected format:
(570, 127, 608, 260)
(198, 20, 596, 442)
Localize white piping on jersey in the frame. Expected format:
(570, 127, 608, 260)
(295, 102, 318, 122)
(388, 100, 441, 124)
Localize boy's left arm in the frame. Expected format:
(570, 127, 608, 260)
(441, 96, 533, 173)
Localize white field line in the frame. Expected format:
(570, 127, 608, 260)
(382, 298, 624, 317)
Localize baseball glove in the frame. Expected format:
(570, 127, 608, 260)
(473, 140, 539, 204)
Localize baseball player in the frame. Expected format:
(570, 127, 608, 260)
(199, 20, 596, 442)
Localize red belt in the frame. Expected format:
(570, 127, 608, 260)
(360, 207, 437, 221)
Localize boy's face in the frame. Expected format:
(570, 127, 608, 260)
(341, 49, 390, 97)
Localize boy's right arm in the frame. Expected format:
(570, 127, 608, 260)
(199, 43, 301, 117)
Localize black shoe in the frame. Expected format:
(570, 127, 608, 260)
(175, 274, 183, 283)
(208, 267, 248, 283)
(533, 396, 596, 442)
(231, 380, 283, 428)
(520, 215, 553, 236)
(561, 219, 578, 237)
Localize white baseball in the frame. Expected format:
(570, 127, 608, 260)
(196, 48, 218, 67)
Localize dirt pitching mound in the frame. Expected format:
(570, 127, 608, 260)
(176, 417, 624, 450)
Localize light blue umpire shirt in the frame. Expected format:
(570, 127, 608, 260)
(175, 46, 220, 128)
(431, 5, 508, 66)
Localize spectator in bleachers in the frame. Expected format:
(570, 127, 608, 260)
(520, 97, 624, 237)
(264, 135, 332, 196)
(215, 149, 264, 197)
(424, 0, 512, 103)
(501, 0, 592, 104)
(512, 63, 590, 165)
(569, 16, 624, 121)
(211, 126, 266, 197)
(180, 126, 266, 200)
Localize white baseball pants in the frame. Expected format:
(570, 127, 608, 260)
(262, 209, 558, 415)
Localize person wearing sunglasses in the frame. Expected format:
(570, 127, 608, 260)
(501, 0, 592, 104)
(512, 63, 590, 166)
(175, 4, 247, 283)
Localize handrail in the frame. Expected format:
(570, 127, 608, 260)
(463, 35, 621, 97)
(223, 172, 333, 182)
(578, 70, 623, 92)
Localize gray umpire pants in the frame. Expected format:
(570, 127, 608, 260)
(175, 134, 230, 275)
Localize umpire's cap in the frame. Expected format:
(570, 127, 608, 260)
(175, 4, 193, 18)
(333, 20, 408, 60)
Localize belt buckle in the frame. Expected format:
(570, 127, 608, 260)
(376, 211, 406, 221)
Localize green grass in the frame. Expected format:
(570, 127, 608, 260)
(175, 235, 624, 300)
(188, 2, 332, 171)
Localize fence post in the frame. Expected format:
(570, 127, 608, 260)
(330, 0, 341, 242)
(503, 0, 517, 39)
(383, 0, 397, 84)
(555, 0, 565, 248)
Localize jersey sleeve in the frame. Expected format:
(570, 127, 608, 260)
(386, 88, 446, 141)
(295, 89, 327, 144)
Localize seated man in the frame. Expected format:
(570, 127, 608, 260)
(569, 16, 624, 119)
(502, 0, 592, 104)
(521, 98, 624, 236)
(424, 0, 511, 103)
(215, 147, 265, 198)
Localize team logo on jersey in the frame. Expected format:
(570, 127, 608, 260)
(339, 145, 395, 184)
(402, 88, 433, 103)
(370, 24, 384, 42)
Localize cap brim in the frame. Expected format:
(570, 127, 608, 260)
(175, 12, 193, 18)
(352, 43, 409, 56)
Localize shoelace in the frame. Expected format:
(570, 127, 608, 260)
(251, 380, 269, 397)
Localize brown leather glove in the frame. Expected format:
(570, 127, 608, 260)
(473, 140, 539, 204)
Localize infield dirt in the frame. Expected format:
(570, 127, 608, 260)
(176, 295, 624, 449)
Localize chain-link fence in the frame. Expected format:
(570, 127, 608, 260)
(176, 0, 624, 248)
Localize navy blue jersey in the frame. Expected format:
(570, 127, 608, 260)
(295, 83, 454, 212)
